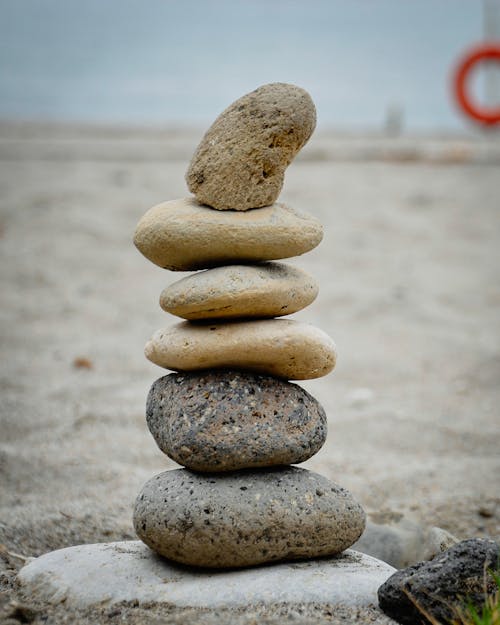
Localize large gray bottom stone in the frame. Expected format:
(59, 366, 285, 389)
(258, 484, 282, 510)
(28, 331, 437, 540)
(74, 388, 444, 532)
(17, 541, 396, 609)
(133, 467, 366, 568)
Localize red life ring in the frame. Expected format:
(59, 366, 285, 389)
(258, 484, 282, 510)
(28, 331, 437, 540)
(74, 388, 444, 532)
(453, 43, 500, 125)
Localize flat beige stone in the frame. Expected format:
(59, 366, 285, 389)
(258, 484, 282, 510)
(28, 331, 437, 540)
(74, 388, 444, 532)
(145, 319, 336, 380)
(159, 262, 318, 320)
(186, 83, 316, 210)
(134, 198, 323, 271)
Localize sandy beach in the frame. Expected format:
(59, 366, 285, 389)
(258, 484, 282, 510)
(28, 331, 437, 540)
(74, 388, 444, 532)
(0, 121, 499, 624)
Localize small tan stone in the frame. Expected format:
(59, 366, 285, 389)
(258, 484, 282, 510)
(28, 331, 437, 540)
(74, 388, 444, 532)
(186, 83, 316, 210)
(144, 319, 336, 380)
(159, 262, 318, 320)
(133, 197, 323, 271)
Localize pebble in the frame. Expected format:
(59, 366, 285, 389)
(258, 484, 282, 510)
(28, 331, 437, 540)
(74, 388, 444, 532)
(159, 262, 318, 320)
(144, 319, 337, 380)
(134, 467, 366, 568)
(353, 518, 458, 569)
(146, 370, 327, 471)
(134, 197, 323, 270)
(346, 387, 375, 408)
(378, 538, 500, 625)
(17, 541, 395, 609)
(186, 83, 316, 210)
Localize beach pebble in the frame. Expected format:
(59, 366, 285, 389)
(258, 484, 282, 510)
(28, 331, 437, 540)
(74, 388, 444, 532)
(353, 518, 459, 569)
(133, 467, 366, 568)
(378, 538, 500, 625)
(186, 83, 316, 210)
(145, 319, 337, 380)
(160, 262, 318, 320)
(17, 541, 395, 609)
(346, 387, 375, 408)
(146, 370, 327, 471)
(134, 198, 323, 270)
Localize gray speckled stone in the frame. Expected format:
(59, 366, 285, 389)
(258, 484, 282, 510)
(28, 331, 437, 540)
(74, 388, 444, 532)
(146, 371, 327, 472)
(133, 467, 366, 568)
(186, 83, 316, 210)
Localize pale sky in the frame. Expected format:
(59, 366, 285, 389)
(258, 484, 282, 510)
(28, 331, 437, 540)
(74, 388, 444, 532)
(0, 0, 491, 130)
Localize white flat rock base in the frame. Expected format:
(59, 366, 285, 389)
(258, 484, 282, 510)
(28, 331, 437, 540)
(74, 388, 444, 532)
(17, 541, 395, 609)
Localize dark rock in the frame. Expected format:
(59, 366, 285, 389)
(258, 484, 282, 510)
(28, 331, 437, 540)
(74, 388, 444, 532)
(378, 538, 500, 624)
(133, 466, 366, 568)
(146, 370, 327, 471)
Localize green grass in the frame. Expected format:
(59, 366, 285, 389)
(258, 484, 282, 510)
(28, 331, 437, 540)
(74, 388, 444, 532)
(408, 569, 500, 625)
(451, 571, 500, 625)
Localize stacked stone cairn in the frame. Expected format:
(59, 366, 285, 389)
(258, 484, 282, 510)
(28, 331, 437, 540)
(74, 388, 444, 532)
(132, 83, 366, 569)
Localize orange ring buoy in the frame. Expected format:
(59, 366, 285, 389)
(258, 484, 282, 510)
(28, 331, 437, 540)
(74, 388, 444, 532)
(453, 43, 500, 125)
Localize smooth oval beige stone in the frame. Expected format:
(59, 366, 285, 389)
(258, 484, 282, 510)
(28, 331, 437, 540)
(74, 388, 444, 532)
(133, 197, 323, 271)
(144, 319, 336, 380)
(159, 262, 319, 320)
(186, 83, 316, 210)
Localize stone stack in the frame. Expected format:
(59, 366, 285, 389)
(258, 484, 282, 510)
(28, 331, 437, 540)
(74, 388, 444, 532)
(132, 83, 365, 569)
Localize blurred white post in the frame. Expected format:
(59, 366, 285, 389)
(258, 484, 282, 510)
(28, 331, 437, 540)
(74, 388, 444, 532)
(384, 103, 404, 137)
(483, 0, 500, 107)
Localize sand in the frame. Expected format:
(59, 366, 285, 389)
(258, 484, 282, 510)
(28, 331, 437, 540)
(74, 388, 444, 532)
(0, 121, 499, 624)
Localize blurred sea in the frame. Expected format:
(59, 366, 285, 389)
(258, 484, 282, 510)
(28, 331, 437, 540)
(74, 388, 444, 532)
(0, 0, 485, 130)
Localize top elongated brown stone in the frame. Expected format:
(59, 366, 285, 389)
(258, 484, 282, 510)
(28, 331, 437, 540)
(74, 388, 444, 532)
(186, 83, 316, 210)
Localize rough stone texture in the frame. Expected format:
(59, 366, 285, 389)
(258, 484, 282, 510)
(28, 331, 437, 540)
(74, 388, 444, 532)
(134, 467, 366, 568)
(186, 83, 316, 210)
(159, 262, 318, 320)
(146, 370, 327, 471)
(133, 197, 323, 271)
(378, 538, 500, 625)
(17, 541, 395, 609)
(353, 519, 459, 569)
(145, 319, 337, 380)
